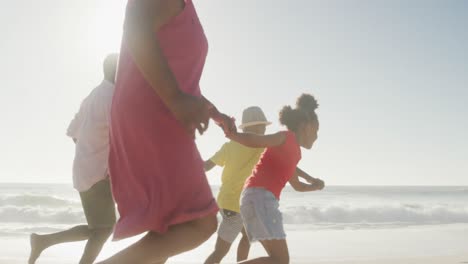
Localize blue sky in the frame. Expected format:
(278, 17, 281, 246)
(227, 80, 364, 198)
(0, 0, 467, 185)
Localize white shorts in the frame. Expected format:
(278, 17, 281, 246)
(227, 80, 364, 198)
(218, 209, 244, 243)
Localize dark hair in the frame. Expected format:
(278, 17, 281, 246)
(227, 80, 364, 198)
(279, 106, 310, 132)
(280, 94, 319, 131)
(103, 53, 119, 83)
(296, 93, 319, 113)
(297, 93, 319, 124)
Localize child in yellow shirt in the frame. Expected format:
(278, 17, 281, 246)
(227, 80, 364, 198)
(204, 106, 270, 264)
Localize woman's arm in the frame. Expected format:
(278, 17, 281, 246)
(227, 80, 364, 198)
(124, 0, 210, 135)
(228, 131, 286, 148)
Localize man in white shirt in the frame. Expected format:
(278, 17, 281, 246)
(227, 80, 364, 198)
(29, 54, 118, 264)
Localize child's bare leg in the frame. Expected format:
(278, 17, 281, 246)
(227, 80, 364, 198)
(97, 214, 217, 264)
(29, 225, 90, 264)
(238, 239, 289, 264)
(204, 236, 232, 264)
(79, 227, 113, 264)
(236, 228, 250, 262)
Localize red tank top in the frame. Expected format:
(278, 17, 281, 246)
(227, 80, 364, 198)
(244, 131, 301, 199)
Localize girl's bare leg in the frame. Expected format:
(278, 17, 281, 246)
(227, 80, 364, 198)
(238, 239, 289, 264)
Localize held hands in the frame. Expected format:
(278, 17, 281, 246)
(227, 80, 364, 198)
(169, 93, 211, 138)
(209, 108, 237, 136)
(169, 93, 237, 138)
(215, 113, 237, 136)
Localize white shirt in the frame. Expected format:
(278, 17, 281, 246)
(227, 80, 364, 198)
(67, 80, 114, 192)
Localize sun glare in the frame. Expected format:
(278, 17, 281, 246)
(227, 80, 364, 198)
(87, 0, 126, 58)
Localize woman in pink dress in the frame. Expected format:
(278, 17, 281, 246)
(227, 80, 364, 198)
(98, 0, 233, 263)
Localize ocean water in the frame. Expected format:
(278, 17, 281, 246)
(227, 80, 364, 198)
(1, 183, 468, 237)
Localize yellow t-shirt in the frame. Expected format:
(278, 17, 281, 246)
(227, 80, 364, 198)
(210, 141, 264, 213)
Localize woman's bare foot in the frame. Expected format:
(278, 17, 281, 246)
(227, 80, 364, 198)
(29, 233, 47, 264)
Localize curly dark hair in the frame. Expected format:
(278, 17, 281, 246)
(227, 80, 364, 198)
(280, 94, 319, 132)
(279, 106, 308, 132)
(296, 93, 319, 113)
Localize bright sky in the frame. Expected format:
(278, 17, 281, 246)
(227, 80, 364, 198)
(0, 0, 467, 185)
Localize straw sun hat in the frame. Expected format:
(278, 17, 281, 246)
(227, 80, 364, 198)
(238, 106, 272, 129)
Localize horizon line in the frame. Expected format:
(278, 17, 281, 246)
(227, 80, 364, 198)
(0, 182, 467, 188)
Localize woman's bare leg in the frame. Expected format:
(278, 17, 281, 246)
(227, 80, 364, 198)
(96, 214, 217, 264)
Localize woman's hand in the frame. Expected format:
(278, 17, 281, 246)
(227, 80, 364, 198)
(204, 100, 236, 136)
(169, 93, 211, 137)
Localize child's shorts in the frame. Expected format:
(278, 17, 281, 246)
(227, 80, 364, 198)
(240, 187, 286, 243)
(218, 209, 244, 243)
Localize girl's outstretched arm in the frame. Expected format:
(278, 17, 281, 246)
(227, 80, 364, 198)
(228, 131, 286, 148)
(289, 173, 323, 192)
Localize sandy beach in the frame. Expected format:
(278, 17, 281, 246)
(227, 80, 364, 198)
(315, 256, 468, 264)
(2, 224, 467, 264)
